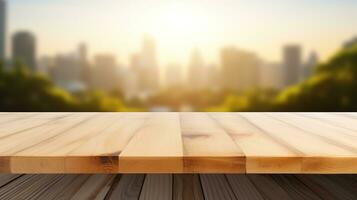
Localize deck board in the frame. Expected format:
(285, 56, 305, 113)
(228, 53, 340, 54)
(0, 113, 357, 173)
(0, 174, 355, 199)
(106, 174, 145, 200)
(139, 174, 172, 200)
(173, 174, 204, 200)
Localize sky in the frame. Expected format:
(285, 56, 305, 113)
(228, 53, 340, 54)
(7, 0, 357, 67)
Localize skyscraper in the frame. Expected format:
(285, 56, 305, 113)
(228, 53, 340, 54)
(0, 0, 6, 61)
(187, 49, 207, 89)
(131, 36, 160, 96)
(303, 51, 319, 80)
(92, 54, 119, 92)
(283, 45, 302, 87)
(12, 31, 36, 70)
(166, 63, 183, 88)
(141, 36, 160, 91)
(344, 36, 357, 49)
(221, 47, 260, 91)
(78, 43, 91, 87)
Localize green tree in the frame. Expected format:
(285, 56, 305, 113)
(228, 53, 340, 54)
(0, 62, 137, 112)
(211, 43, 357, 112)
(0, 63, 79, 111)
(208, 88, 278, 112)
(276, 44, 357, 111)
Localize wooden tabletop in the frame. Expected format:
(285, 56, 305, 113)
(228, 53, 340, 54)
(0, 112, 357, 174)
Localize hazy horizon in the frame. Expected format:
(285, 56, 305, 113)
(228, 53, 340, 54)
(6, 0, 357, 67)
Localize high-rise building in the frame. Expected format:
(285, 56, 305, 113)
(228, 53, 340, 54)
(12, 31, 36, 70)
(78, 43, 91, 87)
(166, 63, 183, 88)
(303, 51, 319, 80)
(131, 36, 160, 96)
(187, 49, 208, 89)
(118, 67, 139, 100)
(283, 45, 302, 87)
(221, 47, 260, 91)
(260, 62, 283, 89)
(92, 54, 119, 92)
(0, 0, 6, 61)
(51, 53, 84, 92)
(344, 36, 357, 49)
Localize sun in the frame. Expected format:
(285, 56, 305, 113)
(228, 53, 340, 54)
(150, 3, 202, 43)
(160, 5, 197, 36)
(144, 2, 212, 65)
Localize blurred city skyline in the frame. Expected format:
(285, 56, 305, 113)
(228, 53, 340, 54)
(6, 0, 357, 67)
(1, 0, 357, 112)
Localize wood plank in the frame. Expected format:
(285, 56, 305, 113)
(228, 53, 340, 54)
(0, 174, 355, 199)
(48, 175, 91, 200)
(0, 113, 70, 140)
(296, 175, 357, 200)
(271, 175, 322, 200)
(119, 113, 183, 173)
(9, 114, 123, 173)
(247, 175, 293, 200)
(0, 113, 356, 173)
(200, 174, 237, 200)
(106, 174, 145, 200)
(301, 113, 357, 132)
(0, 114, 97, 173)
(173, 174, 204, 200)
(210, 113, 299, 173)
(0, 175, 63, 200)
(226, 175, 264, 200)
(0, 174, 21, 187)
(66, 114, 149, 173)
(180, 113, 244, 173)
(325, 175, 357, 195)
(70, 174, 115, 200)
(34, 175, 83, 200)
(240, 113, 357, 173)
(0, 113, 38, 125)
(139, 174, 172, 200)
(268, 113, 357, 173)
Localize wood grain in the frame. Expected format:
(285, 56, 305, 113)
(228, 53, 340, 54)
(180, 113, 244, 173)
(241, 113, 357, 173)
(211, 113, 299, 173)
(226, 175, 264, 200)
(247, 175, 292, 200)
(0, 112, 356, 173)
(173, 174, 204, 200)
(119, 113, 183, 173)
(106, 174, 145, 200)
(139, 174, 172, 200)
(296, 175, 357, 200)
(0, 174, 356, 200)
(200, 174, 237, 200)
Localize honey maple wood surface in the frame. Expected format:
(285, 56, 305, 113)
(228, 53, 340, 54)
(0, 112, 356, 174)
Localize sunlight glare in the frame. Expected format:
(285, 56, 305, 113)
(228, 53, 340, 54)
(149, 3, 204, 50)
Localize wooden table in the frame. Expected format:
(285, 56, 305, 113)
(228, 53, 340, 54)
(0, 112, 356, 174)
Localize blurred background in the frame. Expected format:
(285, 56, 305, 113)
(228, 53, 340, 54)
(1, 0, 357, 112)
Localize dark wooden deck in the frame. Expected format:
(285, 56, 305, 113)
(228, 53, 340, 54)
(0, 174, 356, 199)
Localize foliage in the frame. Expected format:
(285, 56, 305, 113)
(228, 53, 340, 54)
(212, 44, 357, 112)
(275, 44, 357, 111)
(148, 86, 229, 111)
(0, 61, 136, 112)
(76, 90, 143, 112)
(207, 88, 278, 112)
(0, 62, 79, 111)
